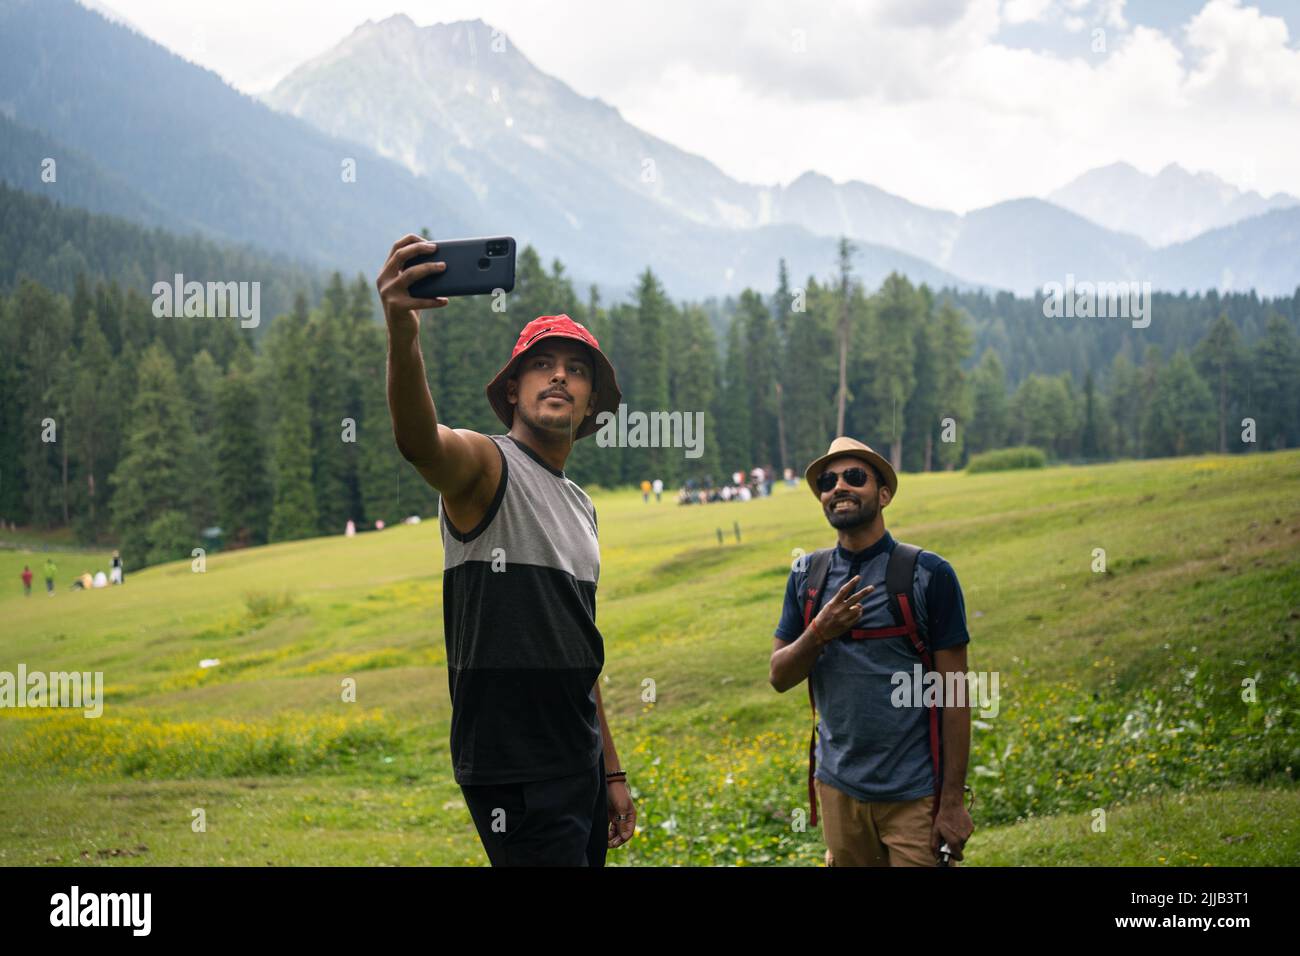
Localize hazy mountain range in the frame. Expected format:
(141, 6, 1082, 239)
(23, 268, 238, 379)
(2, 1, 1297, 302)
(1049, 161, 1298, 247)
(263, 14, 1300, 297)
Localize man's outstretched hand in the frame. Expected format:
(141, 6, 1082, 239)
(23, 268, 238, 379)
(375, 234, 452, 331)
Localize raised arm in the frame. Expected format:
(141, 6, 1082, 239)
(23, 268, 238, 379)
(376, 234, 501, 520)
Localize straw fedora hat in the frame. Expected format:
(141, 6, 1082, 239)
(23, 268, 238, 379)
(804, 436, 898, 498)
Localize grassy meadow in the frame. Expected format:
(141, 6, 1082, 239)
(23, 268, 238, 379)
(1, 450, 1298, 866)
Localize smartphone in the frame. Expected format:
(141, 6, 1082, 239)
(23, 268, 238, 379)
(403, 236, 516, 299)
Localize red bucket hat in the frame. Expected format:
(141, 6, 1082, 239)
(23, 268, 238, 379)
(485, 314, 622, 440)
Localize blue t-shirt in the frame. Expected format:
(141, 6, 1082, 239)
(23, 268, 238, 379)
(773, 531, 970, 802)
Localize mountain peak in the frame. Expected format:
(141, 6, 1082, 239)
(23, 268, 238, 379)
(375, 12, 416, 30)
(1094, 160, 1142, 176)
(787, 170, 833, 188)
(1049, 160, 1298, 246)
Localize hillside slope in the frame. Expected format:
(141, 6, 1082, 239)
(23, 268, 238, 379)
(2, 450, 1297, 865)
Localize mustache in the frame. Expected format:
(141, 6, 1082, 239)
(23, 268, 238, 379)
(539, 387, 573, 402)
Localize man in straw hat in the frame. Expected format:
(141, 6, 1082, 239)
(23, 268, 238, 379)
(769, 436, 974, 866)
(377, 234, 635, 865)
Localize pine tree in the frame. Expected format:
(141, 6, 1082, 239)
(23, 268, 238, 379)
(308, 298, 355, 535)
(1080, 370, 1100, 460)
(185, 349, 222, 531)
(357, 321, 406, 527)
(967, 348, 1009, 456)
(904, 301, 940, 471)
(16, 280, 75, 527)
(1107, 351, 1142, 459)
(632, 268, 672, 482)
(1144, 350, 1215, 457)
(870, 273, 920, 469)
(781, 277, 839, 468)
(835, 238, 856, 435)
(1193, 312, 1247, 454)
(1252, 314, 1299, 450)
(215, 367, 272, 548)
(670, 304, 722, 484)
(719, 316, 752, 477)
(771, 259, 794, 473)
(932, 300, 974, 469)
(108, 343, 200, 570)
(266, 301, 319, 541)
(0, 290, 25, 522)
(69, 311, 117, 540)
(739, 289, 778, 471)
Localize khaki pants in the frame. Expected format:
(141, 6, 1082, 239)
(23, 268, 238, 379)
(816, 778, 952, 867)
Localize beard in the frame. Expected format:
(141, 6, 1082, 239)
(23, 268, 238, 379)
(516, 392, 577, 436)
(825, 491, 879, 529)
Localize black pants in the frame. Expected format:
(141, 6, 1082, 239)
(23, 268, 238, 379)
(461, 754, 608, 866)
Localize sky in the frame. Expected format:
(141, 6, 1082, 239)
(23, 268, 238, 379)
(81, 0, 1300, 213)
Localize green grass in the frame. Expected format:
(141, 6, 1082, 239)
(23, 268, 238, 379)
(2, 450, 1298, 865)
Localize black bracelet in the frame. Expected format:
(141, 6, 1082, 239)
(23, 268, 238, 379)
(605, 770, 627, 779)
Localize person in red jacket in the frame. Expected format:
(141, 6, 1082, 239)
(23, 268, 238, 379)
(21, 564, 33, 597)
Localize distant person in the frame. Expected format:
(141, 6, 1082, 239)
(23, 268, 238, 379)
(72, 571, 93, 591)
(93, 570, 108, 588)
(345, 519, 356, 538)
(377, 235, 635, 865)
(110, 549, 124, 585)
(21, 564, 33, 597)
(652, 478, 663, 503)
(43, 558, 56, 596)
(640, 479, 652, 503)
(769, 436, 974, 867)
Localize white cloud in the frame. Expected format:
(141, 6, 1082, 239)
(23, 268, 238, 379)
(94, 0, 1300, 212)
(1185, 0, 1300, 106)
(1003, 0, 1052, 24)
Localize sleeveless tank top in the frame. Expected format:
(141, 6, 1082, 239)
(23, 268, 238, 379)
(439, 434, 604, 784)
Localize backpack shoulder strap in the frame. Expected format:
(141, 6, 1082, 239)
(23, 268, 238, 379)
(884, 541, 922, 629)
(799, 548, 835, 628)
(886, 541, 946, 821)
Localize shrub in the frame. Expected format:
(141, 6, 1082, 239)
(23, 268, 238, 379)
(966, 446, 1047, 473)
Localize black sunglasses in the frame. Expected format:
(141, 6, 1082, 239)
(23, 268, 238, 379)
(816, 467, 872, 493)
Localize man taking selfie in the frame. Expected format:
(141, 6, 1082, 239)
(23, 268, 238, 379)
(376, 234, 636, 865)
(769, 437, 974, 866)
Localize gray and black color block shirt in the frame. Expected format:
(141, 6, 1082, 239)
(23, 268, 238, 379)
(439, 434, 604, 786)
